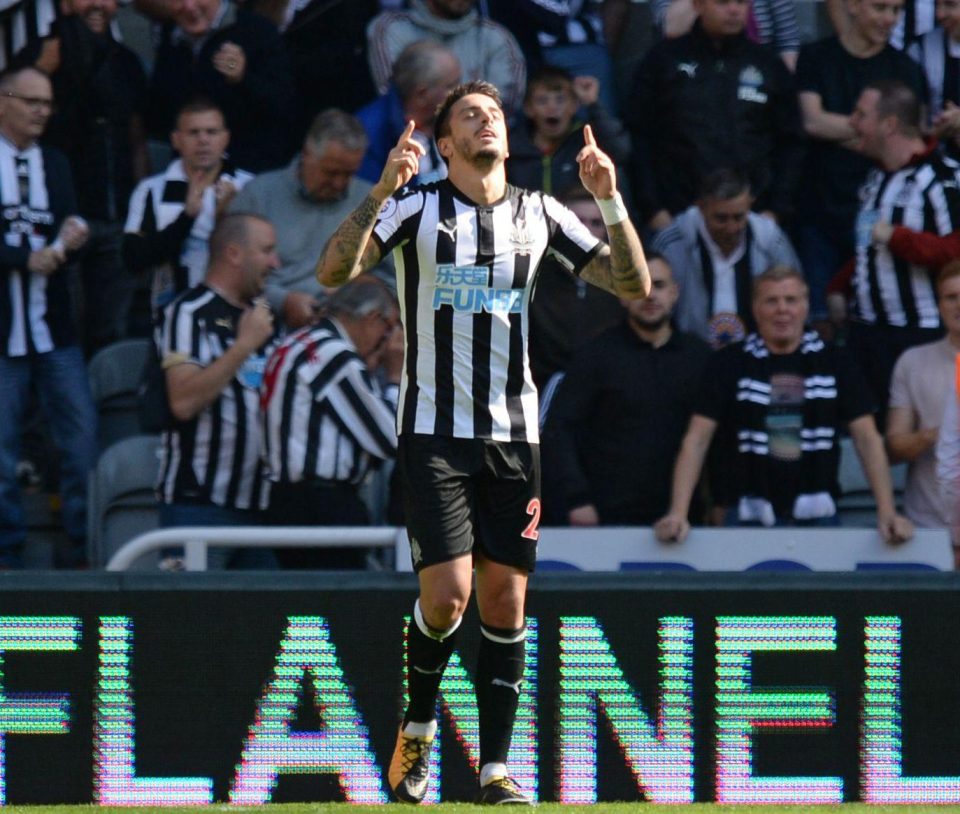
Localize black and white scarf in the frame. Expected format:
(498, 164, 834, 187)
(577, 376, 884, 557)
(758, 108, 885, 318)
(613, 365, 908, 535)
(732, 331, 840, 524)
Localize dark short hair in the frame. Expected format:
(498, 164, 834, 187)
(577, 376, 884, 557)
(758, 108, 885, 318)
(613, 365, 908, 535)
(175, 94, 226, 129)
(864, 79, 922, 137)
(523, 65, 575, 103)
(208, 212, 271, 261)
(751, 265, 808, 300)
(557, 184, 595, 206)
(699, 168, 751, 202)
(433, 80, 503, 141)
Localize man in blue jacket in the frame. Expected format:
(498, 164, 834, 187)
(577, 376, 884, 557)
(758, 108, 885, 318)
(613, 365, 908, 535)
(356, 40, 460, 188)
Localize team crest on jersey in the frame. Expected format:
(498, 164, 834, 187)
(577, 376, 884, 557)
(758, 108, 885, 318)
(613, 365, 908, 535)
(378, 198, 398, 221)
(510, 220, 536, 256)
(678, 62, 698, 78)
(737, 66, 767, 104)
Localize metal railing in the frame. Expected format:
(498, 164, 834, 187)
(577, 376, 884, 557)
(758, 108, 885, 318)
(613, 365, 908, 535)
(106, 526, 402, 571)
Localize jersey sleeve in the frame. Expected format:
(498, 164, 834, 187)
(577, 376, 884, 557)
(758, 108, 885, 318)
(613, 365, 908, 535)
(160, 300, 203, 369)
(124, 177, 152, 233)
(541, 194, 604, 277)
(371, 189, 421, 255)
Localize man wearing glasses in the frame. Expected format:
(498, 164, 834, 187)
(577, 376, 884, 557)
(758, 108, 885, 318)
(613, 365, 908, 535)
(260, 275, 402, 569)
(0, 66, 93, 568)
(16, 0, 149, 355)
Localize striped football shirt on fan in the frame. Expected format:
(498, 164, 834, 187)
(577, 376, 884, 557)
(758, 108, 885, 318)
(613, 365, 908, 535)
(260, 319, 399, 485)
(157, 284, 277, 510)
(853, 151, 960, 329)
(372, 179, 602, 444)
(907, 29, 960, 120)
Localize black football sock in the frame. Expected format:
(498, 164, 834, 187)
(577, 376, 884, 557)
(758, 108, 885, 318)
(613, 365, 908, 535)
(476, 622, 526, 772)
(403, 599, 460, 728)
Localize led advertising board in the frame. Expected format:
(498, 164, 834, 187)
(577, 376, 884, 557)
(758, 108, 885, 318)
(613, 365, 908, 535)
(0, 575, 957, 804)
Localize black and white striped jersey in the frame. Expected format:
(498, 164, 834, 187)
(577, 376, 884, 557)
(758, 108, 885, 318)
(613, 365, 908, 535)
(124, 159, 253, 314)
(260, 318, 399, 485)
(0, 0, 55, 70)
(156, 284, 277, 510)
(372, 179, 602, 443)
(853, 149, 960, 328)
(891, 0, 937, 50)
(907, 28, 960, 119)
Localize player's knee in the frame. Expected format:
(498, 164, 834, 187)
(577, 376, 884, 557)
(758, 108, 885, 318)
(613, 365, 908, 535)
(420, 592, 468, 630)
(478, 587, 525, 629)
(479, 604, 525, 630)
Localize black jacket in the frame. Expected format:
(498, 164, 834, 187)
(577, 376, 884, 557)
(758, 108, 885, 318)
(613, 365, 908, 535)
(16, 18, 147, 221)
(507, 106, 631, 197)
(0, 146, 80, 354)
(627, 21, 803, 222)
(148, 6, 299, 172)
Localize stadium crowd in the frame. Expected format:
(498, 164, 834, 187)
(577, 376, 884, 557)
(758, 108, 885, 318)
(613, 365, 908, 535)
(3, 0, 960, 569)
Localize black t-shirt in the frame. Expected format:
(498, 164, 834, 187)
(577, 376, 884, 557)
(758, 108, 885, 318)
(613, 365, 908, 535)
(695, 340, 874, 515)
(795, 38, 928, 232)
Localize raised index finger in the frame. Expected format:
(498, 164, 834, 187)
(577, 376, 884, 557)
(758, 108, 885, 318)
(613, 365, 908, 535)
(583, 124, 597, 147)
(399, 119, 416, 145)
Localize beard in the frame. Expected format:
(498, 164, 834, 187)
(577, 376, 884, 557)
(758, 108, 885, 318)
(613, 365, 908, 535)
(629, 312, 669, 332)
(470, 147, 501, 168)
(452, 135, 504, 169)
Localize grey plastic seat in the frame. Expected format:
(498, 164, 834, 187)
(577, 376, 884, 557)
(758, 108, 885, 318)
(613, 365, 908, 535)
(87, 338, 152, 454)
(87, 434, 161, 569)
(836, 435, 907, 526)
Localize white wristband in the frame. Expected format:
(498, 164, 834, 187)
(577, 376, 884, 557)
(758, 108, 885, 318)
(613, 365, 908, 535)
(596, 192, 628, 226)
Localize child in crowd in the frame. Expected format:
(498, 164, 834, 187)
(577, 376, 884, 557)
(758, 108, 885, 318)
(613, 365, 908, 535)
(506, 65, 630, 196)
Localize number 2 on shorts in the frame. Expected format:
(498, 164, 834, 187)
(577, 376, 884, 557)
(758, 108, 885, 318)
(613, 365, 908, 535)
(521, 498, 541, 541)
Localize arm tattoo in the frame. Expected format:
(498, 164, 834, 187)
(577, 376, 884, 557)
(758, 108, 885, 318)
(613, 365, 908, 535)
(350, 195, 383, 231)
(580, 219, 649, 298)
(606, 221, 645, 297)
(317, 194, 384, 287)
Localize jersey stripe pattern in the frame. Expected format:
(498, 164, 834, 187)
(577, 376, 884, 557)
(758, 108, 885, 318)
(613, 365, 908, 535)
(0, 142, 69, 357)
(124, 160, 253, 312)
(853, 151, 960, 328)
(260, 319, 399, 485)
(372, 179, 602, 443)
(157, 285, 274, 510)
(907, 29, 960, 120)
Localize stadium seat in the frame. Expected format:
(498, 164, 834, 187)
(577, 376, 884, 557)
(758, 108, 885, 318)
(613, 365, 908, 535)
(87, 337, 151, 454)
(87, 434, 161, 569)
(836, 435, 907, 527)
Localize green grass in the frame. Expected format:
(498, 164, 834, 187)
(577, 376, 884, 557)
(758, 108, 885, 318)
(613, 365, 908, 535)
(3, 806, 960, 814)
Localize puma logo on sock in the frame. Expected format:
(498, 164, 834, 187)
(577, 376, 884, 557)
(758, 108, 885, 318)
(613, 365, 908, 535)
(491, 678, 522, 694)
